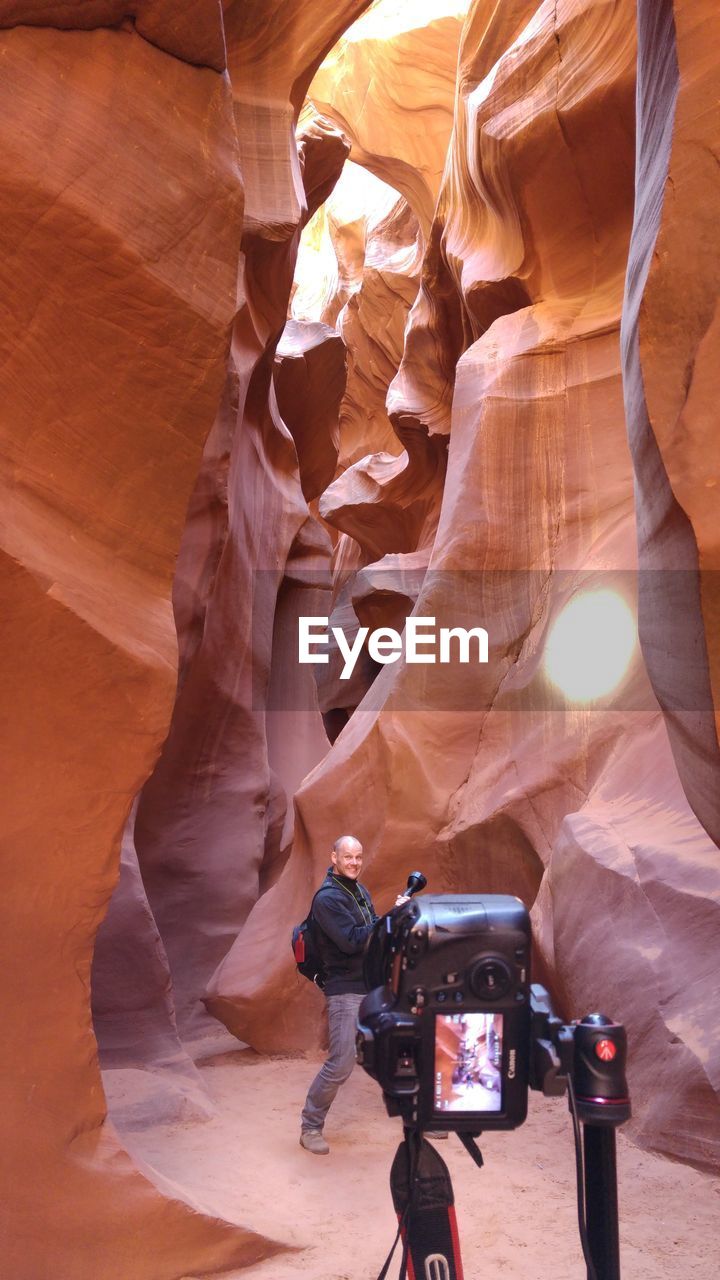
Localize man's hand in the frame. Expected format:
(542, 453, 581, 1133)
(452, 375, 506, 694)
(394, 894, 410, 907)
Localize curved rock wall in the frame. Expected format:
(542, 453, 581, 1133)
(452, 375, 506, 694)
(291, 160, 420, 470)
(0, 2, 367, 1276)
(208, 0, 720, 1172)
(292, 3, 470, 724)
(3, 2, 720, 1270)
(308, 0, 471, 234)
(133, 8, 365, 1042)
(621, 0, 720, 845)
(0, 15, 285, 1279)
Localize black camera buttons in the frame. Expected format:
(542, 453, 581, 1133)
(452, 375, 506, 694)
(434, 988, 464, 1004)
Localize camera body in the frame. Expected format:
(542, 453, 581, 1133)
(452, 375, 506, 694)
(358, 894, 532, 1132)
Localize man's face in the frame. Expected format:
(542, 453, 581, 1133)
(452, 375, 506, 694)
(331, 839, 363, 880)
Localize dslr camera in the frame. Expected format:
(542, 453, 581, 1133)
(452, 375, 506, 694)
(358, 888, 631, 1280)
(358, 894, 532, 1133)
(358, 891, 629, 1133)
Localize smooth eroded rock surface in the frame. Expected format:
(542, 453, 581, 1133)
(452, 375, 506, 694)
(208, 0, 720, 1173)
(0, 21, 284, 1276)
(134, 6, 366, 1042)
(621, 0, 720, 845)
(4, 5, 720, 1275)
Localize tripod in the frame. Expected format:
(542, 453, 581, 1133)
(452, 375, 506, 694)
(377, 991, 630, 1280)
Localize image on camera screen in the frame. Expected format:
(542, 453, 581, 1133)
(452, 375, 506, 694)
(433, 1012, 503, 1114)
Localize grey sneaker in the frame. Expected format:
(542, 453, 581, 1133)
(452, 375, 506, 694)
(300, 1129, 329, 1154)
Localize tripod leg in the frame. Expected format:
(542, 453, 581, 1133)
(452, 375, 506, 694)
(583, 1125, 620, 1280)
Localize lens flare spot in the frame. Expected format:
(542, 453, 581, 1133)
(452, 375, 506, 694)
(543, 590, 636, 702)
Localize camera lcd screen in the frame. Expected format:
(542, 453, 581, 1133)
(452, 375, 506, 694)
(433, 1012, 503, 1114)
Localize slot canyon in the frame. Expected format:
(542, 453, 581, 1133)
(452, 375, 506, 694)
(1, 1, 719, 1278)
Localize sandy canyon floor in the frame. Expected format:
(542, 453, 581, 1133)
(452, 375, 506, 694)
(107, 1034, 719, 1280)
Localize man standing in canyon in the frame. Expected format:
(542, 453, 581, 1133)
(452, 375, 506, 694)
(300, 835, 407, 1154)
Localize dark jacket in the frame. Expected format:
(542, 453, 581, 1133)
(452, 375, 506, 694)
(313, 868, 378, 996)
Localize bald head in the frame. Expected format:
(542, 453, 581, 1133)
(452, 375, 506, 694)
(331, 835, 363, 880)
(333, 835, 362, 855)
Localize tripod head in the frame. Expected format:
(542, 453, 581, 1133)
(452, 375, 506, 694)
(530, 985, 631, 1124)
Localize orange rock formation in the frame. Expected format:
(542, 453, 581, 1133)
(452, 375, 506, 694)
(622, 0, 720, 844)
(209, 0, 720, 1174)
(133, 13, 363, 1045)
(0, 15, 284, 1279)
(0, 2, 364, 1277)
(2, 0, 719, 1275)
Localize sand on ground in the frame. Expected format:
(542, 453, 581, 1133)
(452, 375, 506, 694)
(108, 1039, 719, 1280)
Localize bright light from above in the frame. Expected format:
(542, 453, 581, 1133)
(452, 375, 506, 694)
(292, 162, 403, 324)
(543, 590, 637, 703)
(327, 160, 400, 227)
(343, 0, 470, 43)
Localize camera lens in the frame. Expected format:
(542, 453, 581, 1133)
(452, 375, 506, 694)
(469, 956, 513, 1000)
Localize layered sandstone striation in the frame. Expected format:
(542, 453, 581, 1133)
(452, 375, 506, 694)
(0, 1, 369, 1276)
(0, 2, 228, 69)
(3, 2, 720, 1274)
(133, 7, 366, 1046)
(289, 3, 471, 721)
(209, 0, 720, 1173)
(308, 0, 471, 235)
(0, 15, 286, 1279)
(621, 0, 720, 845)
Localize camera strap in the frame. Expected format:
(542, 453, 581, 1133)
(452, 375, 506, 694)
(382, 1131, 465, 1280)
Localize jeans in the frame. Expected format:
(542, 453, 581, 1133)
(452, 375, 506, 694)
(301, 992, 364, 1132)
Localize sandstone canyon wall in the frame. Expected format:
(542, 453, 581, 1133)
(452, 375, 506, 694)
(0, 12, 288, 1279)
(209, 0, 720, 1174)
(132, 7, 372, 1047)
(0, 2, 368, 1277)
(621, 0, 720, 846)
(2, 0, 720, 1275)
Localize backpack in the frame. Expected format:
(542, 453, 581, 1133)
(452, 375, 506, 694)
(291, 891, 326, 988)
